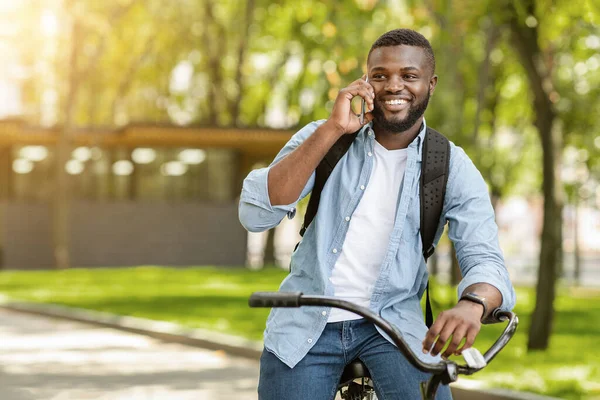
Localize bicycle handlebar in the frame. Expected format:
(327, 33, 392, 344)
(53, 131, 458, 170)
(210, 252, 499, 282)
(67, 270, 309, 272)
(248, 291, 518, 381)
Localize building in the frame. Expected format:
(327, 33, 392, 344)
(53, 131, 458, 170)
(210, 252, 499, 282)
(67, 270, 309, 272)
(0, 118, 292, 269)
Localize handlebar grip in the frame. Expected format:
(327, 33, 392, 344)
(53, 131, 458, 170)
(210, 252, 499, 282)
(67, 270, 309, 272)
(492, 309, 512, 322)
(248, 291, 303, 308)
(483, 308, 512, 324)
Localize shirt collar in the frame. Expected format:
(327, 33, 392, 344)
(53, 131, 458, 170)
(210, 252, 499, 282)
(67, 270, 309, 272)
(363, 118, 427, 160)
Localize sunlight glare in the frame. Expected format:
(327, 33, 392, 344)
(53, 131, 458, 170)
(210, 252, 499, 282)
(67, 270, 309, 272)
(41, 10, 58, 37)
(160, 161, 188, 176)
(65, 159, 84, 175)
(112, 160, 134, 176)
(20, 146, 48, 162)
(12, 159, 33, 174)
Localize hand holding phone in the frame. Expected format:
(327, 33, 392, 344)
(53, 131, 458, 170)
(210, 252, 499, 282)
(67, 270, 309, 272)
(327, 75, 373, 134)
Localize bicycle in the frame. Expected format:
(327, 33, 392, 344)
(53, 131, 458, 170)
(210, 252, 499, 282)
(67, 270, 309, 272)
(249, 291, 518, 400)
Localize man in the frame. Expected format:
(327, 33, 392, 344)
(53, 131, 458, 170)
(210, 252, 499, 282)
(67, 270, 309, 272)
(239, 29, 515, 400)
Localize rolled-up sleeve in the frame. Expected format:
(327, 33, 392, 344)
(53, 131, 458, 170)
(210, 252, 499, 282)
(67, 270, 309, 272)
(238, 120, 325, 232)
(443, 147, 516, 311)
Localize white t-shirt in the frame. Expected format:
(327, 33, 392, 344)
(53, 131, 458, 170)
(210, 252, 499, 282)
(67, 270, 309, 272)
(328, 140, 408, 322)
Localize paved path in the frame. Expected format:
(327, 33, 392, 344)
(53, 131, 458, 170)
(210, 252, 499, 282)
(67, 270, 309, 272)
(0, 309, 259, 400)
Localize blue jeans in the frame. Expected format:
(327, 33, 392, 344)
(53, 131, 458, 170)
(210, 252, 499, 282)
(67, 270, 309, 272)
(258, 318, 453, 400)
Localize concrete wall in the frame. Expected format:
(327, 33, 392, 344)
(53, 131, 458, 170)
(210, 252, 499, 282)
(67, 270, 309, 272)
(0, 201, 246, 269)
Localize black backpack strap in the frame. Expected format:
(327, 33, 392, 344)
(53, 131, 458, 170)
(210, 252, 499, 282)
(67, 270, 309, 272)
(299, 130, 360, 237)
(420, 127, 451, 328)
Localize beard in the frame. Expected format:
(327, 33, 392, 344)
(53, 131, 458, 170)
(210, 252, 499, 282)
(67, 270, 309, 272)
(372, 91, 430, 133)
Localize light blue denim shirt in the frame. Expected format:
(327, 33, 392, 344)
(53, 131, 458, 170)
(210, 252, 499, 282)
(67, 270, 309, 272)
(239, 119, 516, 368)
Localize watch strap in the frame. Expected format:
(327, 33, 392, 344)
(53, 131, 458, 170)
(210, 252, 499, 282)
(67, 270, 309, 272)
(460, 292, 488, 322)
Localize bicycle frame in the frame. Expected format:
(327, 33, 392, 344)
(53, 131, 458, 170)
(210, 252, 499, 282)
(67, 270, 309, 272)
(249, 291, 518, 400)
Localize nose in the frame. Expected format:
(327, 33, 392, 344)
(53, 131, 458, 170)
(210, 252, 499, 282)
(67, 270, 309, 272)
(384, 75, 404, 93)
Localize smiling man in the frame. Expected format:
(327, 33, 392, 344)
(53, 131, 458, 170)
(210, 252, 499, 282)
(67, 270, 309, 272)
(239, 29, 515, 400)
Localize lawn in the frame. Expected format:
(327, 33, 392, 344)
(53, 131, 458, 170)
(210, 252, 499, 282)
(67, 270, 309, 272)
(0, 266, 598, 400)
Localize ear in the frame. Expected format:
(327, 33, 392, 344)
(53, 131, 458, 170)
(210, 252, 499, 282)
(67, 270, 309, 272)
(429, 75, 438, 96)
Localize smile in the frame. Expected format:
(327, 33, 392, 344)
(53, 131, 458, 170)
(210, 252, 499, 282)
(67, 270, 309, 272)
(384, 99, 408, 105)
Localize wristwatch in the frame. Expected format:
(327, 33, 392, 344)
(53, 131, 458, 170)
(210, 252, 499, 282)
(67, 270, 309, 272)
(459, 292, 488, 322)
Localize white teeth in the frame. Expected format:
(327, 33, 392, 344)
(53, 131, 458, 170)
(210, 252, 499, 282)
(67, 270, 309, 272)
(385, 99, 408, 105)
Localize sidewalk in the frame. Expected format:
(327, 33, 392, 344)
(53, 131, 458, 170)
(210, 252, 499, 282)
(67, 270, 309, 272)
(0, 307, 258, 400)
(0, 297, 560, 400)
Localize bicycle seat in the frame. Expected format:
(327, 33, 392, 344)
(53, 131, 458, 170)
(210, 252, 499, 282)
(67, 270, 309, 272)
(340, 359, 371, 383)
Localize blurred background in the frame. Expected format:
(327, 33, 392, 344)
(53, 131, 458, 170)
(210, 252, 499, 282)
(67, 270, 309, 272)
(0, 0, 599, 399)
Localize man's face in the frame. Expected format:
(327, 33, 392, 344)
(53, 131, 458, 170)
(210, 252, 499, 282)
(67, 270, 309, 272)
(367, 45, 437, 133)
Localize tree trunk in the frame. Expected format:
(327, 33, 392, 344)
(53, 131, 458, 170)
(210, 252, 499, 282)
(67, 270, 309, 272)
(53, 19, 81, 269)
(529, 143, 561, 350)
(202, 2, 226, 126)
(472, 22, 499, 144)
(230, 0, 255, 125)
(505, 0, 563, 350)
(263, 229, 276, 266)
(0, 147, 12, 270)
(473, 22, 504, 207)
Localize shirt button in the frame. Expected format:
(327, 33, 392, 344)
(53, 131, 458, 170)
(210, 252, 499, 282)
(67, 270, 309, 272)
(360, 185, 365, 190)
(307, 338, 313, 343)
(368, 130, 373, 136)
(368, 152, 373, 157)
(322, 311, 327, 316)
(332, 248, 338, 254)
(345, 216, 350, 222)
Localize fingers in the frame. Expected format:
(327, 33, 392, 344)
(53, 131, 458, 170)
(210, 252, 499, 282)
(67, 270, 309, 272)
(347, 76, 375, 102)
(328, 76, 375, 134)
(456, 328, 478, 355)
(339, 84, 374, 111)
(423, 310, 481, 359)
(442, 326, 467, 359)
(422, 313, 444, 354)
(430, 320, 458, 357)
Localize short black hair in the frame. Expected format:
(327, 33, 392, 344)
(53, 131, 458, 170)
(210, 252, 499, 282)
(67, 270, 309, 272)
(368, 29, 436, 74)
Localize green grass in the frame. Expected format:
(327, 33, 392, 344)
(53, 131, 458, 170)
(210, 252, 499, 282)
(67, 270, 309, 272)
(0, 266, 287, 340)
(429, 283, 600, 400)
(1, 266, 599, 399)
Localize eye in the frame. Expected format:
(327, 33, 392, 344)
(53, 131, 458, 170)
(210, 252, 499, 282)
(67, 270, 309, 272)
(372, 74, 386, 80)
(404, 74, 418, 80)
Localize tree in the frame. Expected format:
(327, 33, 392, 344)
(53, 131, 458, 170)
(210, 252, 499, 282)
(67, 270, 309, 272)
(52, 6, 80, 269)
(501, 0, 563, 350)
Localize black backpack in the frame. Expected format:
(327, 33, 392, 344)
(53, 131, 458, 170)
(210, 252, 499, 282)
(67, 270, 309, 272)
(298, 126, 450, 328)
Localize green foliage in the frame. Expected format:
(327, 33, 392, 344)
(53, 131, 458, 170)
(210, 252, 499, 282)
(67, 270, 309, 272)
(9, 0, 599, 201)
